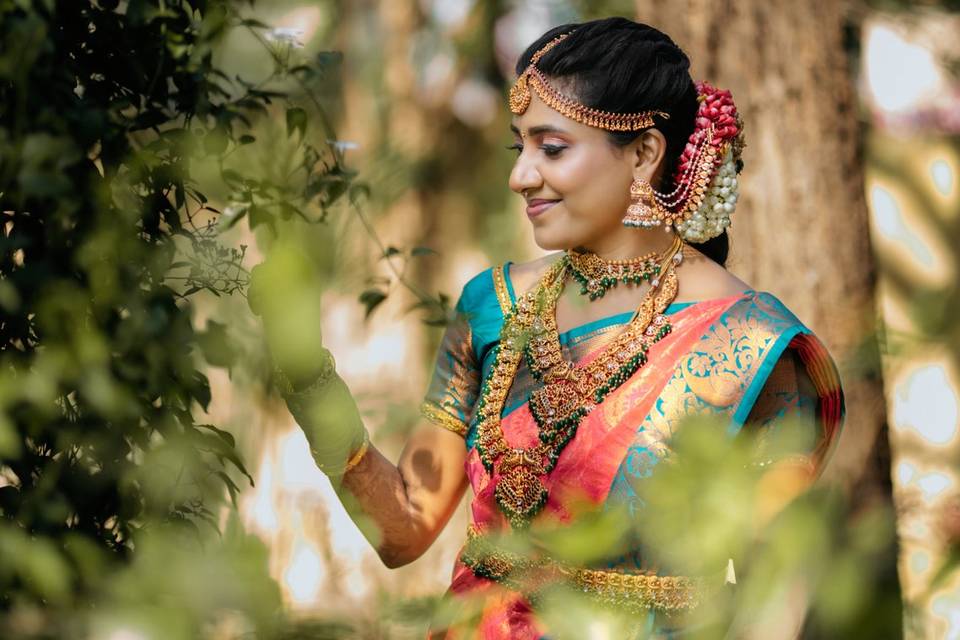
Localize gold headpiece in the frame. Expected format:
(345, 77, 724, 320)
(509, 32, 669, 131)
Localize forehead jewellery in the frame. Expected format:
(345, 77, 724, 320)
(509, 31, 746, 244)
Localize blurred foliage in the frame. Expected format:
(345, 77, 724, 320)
(868, 127, 960, 638)
(0, 0, 456, 635)
(0, 0, 384, 636)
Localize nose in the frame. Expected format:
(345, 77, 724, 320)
(508, 153, 543, 196)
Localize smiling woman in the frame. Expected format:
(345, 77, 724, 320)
(261, 16, 846, 640)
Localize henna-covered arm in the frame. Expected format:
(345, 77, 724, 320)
(337, 423, 469, 568)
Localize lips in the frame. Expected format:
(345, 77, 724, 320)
(526, 199, 560, 218)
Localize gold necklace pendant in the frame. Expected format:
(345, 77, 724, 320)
(494, 447, 549, 529)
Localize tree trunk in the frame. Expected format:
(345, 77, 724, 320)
(632, 0, 888, 501)
(633, 0, 902, 634)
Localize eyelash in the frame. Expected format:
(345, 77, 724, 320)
(505, 143, 566, 158)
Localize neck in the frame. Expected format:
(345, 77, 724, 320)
(576, 226, 677, 261)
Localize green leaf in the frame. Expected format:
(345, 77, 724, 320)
(192, 371, 212, 411)
(196, 320, 236, 369)
(194, 430, 253, 485)
(928, 546, 960, 593)
(216, 471, 241, 507)
(359, 289, 388, 319)
(197, 423, 237, 450)
(221, 169, 244, 184)
(248, 206, 275, 234)
(286, 107, 308, 138)
(315, 51, 343, 72)
(174, 182, 185, 210)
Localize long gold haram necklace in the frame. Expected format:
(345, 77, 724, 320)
(475, 236, 685, 528)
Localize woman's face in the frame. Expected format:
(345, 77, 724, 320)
(508, 90, 653, 252)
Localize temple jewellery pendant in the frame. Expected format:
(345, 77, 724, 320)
(494, 446, 549, 525)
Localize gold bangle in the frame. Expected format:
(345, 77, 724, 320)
(341, 430, 370, 474)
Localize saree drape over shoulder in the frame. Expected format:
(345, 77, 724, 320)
(420, 262, 845, 640)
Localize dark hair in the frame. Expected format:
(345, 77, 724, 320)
(515, 17, 729, 267)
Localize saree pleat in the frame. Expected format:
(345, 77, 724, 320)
(421, 265, 845, 639)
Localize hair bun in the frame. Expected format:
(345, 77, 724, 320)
(673, 82, 746, 244)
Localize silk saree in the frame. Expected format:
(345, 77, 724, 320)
(419, 261, 845, 639)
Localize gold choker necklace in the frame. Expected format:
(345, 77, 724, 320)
(567, 249, 661, 301)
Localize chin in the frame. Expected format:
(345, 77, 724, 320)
(531, 228, 575, 252)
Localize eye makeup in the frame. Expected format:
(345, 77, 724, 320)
(504, 143, 567, 157)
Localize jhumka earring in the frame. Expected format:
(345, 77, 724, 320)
(622, 178, 670, 229)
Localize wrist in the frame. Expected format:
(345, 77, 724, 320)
(275, 357, 368, 477)
(273, 348, 336, 394)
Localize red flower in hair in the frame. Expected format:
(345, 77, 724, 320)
(673, 82, 741, 194)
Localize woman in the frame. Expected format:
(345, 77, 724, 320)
(255, 17, 845, 640)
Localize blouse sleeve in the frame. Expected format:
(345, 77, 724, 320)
(419, 292, 481, 439)
(743, 348, 820, 471)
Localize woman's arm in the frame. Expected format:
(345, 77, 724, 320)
(249, 249, 478, 567)
(338, 423, 469, 568)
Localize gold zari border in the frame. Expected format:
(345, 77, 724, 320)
(491, 265, 513, 316)
(420, 402, 468, 438)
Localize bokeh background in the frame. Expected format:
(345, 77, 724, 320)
(1, 0, 958, 638)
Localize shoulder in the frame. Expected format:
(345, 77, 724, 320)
(675, 245, 752, 303)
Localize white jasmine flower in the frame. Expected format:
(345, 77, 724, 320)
(266, 28, 305, 48)
(679, 147, 740, 244)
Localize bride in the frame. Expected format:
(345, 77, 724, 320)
(252, 16, 845, 639)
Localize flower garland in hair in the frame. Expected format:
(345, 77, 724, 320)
(672, 82, 746, 244)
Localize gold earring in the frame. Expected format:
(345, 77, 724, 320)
(622, 178, 669, 229)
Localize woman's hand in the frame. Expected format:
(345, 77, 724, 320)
(249, 248, 367, 475)
(248, 247, 468, 566)
(248, 248, 328, 388)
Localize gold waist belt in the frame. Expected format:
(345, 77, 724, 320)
(460, 525, 707, 613)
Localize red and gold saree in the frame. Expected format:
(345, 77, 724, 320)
(420, 261, 844, 639)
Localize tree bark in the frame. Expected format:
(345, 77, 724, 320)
(633, 0, 902, 634)
(634, 0, 888, 499)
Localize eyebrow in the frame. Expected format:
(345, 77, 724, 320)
(510, 123, 570, 136)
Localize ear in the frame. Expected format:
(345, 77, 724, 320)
(631, 128, 668, 183)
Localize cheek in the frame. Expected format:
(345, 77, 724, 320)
(547, 154, 630, 221)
